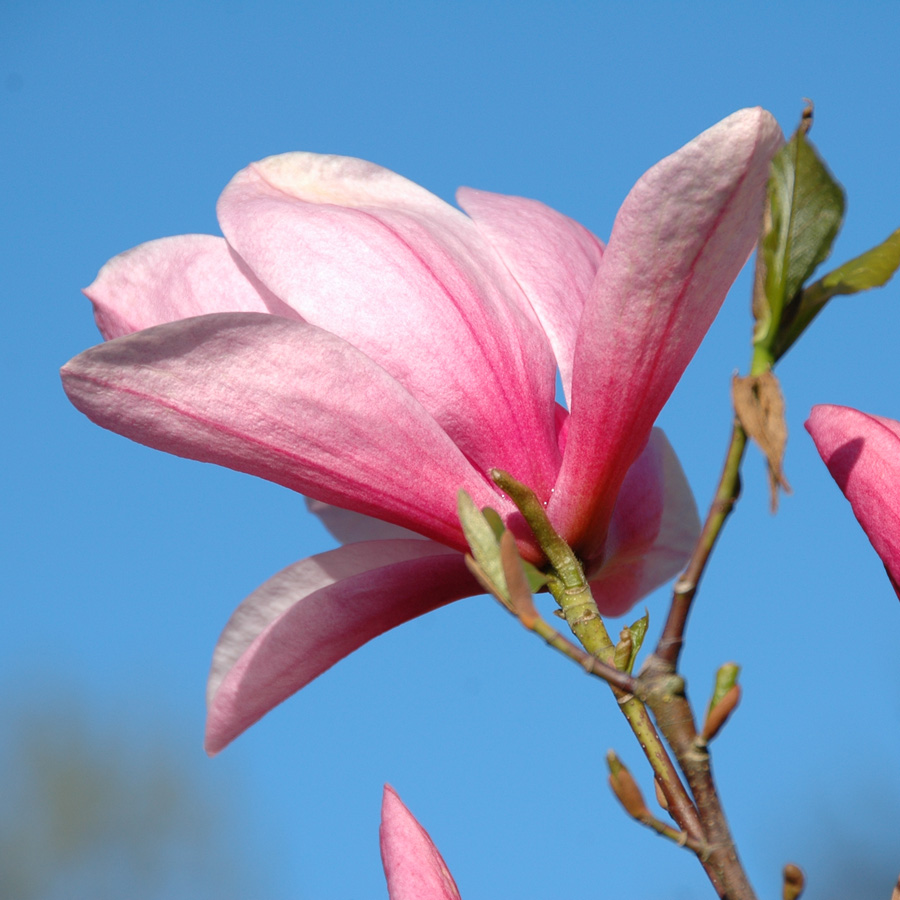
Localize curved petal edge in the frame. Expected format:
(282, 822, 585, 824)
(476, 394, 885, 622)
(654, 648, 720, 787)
(381, 785, 462, 900)
(205, 541, 477, 754)
(806, 404, 900, 599)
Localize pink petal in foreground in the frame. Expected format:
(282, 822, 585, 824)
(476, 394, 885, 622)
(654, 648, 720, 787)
(457, 187, 605, 404)
(61, 313, 510, 550)
(85, 234, 294, 340)
(205, 541, 476, 754)
(216, 152, 561, 497)
(552, 107, 784, 558)
(587, 429, 699, 617)
(381, 785, 462, 900)
(806, 405, 900, 598)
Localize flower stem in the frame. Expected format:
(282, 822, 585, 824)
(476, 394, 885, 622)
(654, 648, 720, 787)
(492, 467, 723, 889)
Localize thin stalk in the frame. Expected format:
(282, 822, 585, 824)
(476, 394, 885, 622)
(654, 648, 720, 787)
(655, 420, 747, 667)
(518, 607, 638, 693)
(639, 657, 756, 899)
(656, 338, 772, 668)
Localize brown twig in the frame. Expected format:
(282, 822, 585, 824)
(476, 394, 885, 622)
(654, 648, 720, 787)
(638, 655, 756, 899)
(655, 419, 747, 667)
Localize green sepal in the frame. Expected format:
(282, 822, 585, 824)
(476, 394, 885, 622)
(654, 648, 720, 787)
(707, 662, 740, 716)
(458, 493, 549, 599)
(457, 491, 507, 600)
(521, 560, 550, 594)
(774, 228, 900, 358)
(621, 610, 649, 673)
(754, 122, 845, 354)
(481, 506, 505, 540)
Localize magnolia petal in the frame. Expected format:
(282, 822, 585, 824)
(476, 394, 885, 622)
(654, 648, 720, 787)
(305, 497, 424, 544)
(457, 187, 605, 403)
(381, 786, 462, 900)
(806, 405, 900, 598)
(205, 541, 476, 754)
(587, 429, 699, 617)
(206, 539, 457, 705)
(216, 152, 561, 497)
(61, 313, 509, 549)
(551, 108, 782, 558)
(84, 234, 295, 340)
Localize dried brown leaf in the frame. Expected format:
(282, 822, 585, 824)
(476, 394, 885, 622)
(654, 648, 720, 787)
(733, 371, 791, 511)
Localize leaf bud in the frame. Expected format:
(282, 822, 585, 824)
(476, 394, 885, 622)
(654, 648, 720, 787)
(702, 663, 742, 742)
(654, 777, 669, 812)
(702, 684, 742, 742)
(707, 662, 740, 716)
(613, 628, 633, 671)
(782, 863, 805, 900)
(606, 751, 649, 821)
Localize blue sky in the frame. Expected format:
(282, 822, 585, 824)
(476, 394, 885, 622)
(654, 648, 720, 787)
(4, 1, 900, 897)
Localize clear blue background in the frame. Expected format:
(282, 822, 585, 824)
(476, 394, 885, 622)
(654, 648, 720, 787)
(3, 2, 900, 897)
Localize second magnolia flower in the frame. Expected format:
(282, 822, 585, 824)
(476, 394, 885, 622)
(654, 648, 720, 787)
(61, 107, 783, 752)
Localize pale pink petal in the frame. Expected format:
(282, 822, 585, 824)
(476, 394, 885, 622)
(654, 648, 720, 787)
(551, 108, 783, 557)
(806, 405, 900, 598)
(587, 429, 699, 617)
(381, 785, 462, 900)
(305, 498, 424, 544)
(457, 188, 605, 403)
(84, 234, 297, 340)
(216, 152, 561, 498)
(61, 313, 511, 550)
(205, 541, 476, 754)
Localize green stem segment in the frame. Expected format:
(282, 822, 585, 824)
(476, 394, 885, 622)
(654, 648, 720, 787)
(490, 470, 708, 858)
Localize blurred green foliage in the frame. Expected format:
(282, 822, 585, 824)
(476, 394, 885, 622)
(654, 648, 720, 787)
(0, 701, 250, 900)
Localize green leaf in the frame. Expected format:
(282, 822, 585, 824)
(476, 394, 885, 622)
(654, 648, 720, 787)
(457, 491, 507, 600)
(755, 126, 845, 350)
(774, 227, 900, 359)
(819, 227, 900, 294)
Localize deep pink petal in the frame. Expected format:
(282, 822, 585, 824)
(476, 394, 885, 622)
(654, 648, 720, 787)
(84, 234, 296, 340)
(587, 429, 699, 617)
(205, 541, 476, 754)
(216, 152, 561, 497)
(551, 108, 783, 557)
(457, 188, 604, 403)
(381, 785, 462, 900)
(806, 405, 900, 598)
(61, 313, 510, 549)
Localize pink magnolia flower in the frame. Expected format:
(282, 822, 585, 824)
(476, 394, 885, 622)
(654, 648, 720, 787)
(806, 404, 900, 598)
(381, 786, 461, 900)
(61, 108, 782, 754)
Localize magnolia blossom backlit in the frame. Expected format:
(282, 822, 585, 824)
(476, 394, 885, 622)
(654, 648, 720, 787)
(61, 108, 782, 752)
